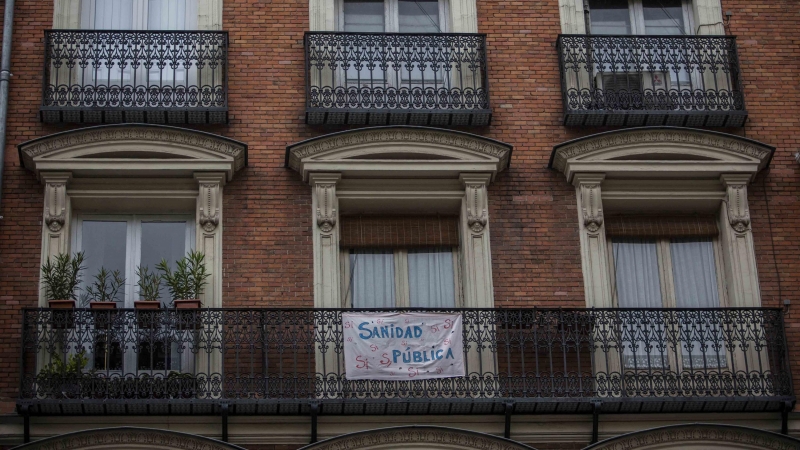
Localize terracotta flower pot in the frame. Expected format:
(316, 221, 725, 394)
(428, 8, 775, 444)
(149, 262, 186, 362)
(135, 301, 161, 329)
(174, 299, 202, 329)
(90, 302, 118, 329)
(48, 299, 75, 329)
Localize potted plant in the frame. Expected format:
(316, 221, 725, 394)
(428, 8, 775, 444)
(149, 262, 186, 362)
(135, 265, 162, 329)
(85, 268, 124, 328)
(157, 251, 210, 330)
(40, 252, 86, 328)
(37, 351, 90, 399)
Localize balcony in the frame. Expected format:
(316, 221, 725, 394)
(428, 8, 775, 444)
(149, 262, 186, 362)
(557, 35, 747, 127)
(19, 307, 792, 416)
(40, 30, 228, 125)
(304, 32, 491, 127)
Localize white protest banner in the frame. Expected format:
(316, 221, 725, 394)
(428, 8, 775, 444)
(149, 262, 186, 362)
(342, 312, 464, 380)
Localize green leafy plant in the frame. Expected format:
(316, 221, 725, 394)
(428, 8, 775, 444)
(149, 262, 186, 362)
(39, 352, 89, 377)
(135, 265, 162, 301)
(40, 252, 86, 301)
(156, 251, 210, 303)
(85, 267, 125, 302)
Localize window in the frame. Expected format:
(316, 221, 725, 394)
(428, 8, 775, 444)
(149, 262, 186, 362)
(339, 0, 446, 33)
(609, 237, 728, 370)
(343, 247, 461, 308)
(587, 0, 692, 35)
(74, 214, 195, 372)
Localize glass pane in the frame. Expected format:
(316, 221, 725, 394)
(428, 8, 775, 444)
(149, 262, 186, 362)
(408, 248, 455, 308)
(92, 0, 134, 29)
(343, 0, 385, 32)
(588, 0, 632, 34)
(140, 221, 189, 306)
(148, 0, 199, 30)
(670, 239, 726, 368)
(643, 0, 685, 35)
(349, 249, 395, 308)
(80, 220, 128, 306)
(612, 239, 667, 369)
(399, 0, 440, 33)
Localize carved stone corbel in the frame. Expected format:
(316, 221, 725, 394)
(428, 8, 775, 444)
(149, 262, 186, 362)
(461, 175, 489, 234)
(43, 179, 69, 232)
(723, 179, 751, 234)
(314, 180, 339, 234)
(577, 180, 604, 236)
(198, 182, 221, 232)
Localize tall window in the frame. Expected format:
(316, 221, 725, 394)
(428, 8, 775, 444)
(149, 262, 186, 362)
(73, 214, 195, 372)
(609, 237, 728, 370)
(339, 0, 446, 33)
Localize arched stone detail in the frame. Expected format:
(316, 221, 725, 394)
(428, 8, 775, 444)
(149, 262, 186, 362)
(585, 424, 800, 450)
(19, 124, 247, 181)
(298, 426, 537, 450)
(285, 126, 512, 182)
(10, 426, 247, 450)
(549, 126, 773, 182)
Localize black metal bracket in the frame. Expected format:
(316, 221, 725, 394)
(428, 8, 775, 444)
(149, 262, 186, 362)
(504, 401, 515, 439)
(21, 404, 30, 444)
(591, 401, 602, 444)
(781, 400, 793, 435)
(220, 403, 229, 442)
(310, 402, 320, 444)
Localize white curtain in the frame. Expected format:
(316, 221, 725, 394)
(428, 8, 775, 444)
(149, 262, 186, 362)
(408, 248, 455, 308)
(612, 239, 667, 369)
(350, 250, 396, 308)
(148, 0, 199, 30)
(670, 239, 726, 368)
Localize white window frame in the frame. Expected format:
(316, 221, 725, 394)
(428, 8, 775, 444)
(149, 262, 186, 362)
(340, 247, 463, 308)
(336, 0, 449, 33)
(72, 213, 196, 308)
(587, 0, 695, 35)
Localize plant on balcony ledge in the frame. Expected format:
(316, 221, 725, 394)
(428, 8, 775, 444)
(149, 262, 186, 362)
(85, 267, 124, 329)
(41, 252, 86, 328)
(135, 265, 163, 328)
(37, 351, 90, 399)
(157, 251, 210, 329)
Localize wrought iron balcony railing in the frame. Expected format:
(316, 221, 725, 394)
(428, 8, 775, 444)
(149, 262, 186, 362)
(41, 30, 228, 125)
(19, 307, 792, 416)
(557, 34, 747, 127)
(304, 32, 491, 127)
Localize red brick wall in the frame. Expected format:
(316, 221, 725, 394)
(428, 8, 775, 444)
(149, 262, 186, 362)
(0, 0, 798, 420)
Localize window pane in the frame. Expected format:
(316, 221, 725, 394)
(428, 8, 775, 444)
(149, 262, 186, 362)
(408, 248, 455, 308)
(343, 0, 385, 32)
(588, 0, 632, 34)
(148, 0, 199, 30)
(612, 239, 667, 369)
(81, 221, 128, 306)
(92, 0, 134, 29)
(670, 238, 726, 367)
(642, 0, 685, 35)
(140, 221, 189, 305)
(349, 249, 395, 308)
(399, 0, 440, 33)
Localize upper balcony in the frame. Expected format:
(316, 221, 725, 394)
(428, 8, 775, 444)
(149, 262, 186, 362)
(304, 32, 491, 127)
(557, 35, 747, 128)
(40, 30, 228, 125)
(19, 307, 792, 416)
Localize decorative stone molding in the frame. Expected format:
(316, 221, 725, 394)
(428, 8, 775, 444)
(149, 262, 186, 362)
(300, 426, 536, 450)
(724, 180, 751, 234)
(579, 182, 604, 235)
(550, 127, 773, 177)
(43, 182, 68, 232)
(198, 182, 222, 232)
(12, 426, 246, 450)
(464, 178, 489, 233)
(19, 124, 247, 181)
(315, 182, 338, 234)
(286, 126, 512, 181)
(586, 424, 800, 450)
(310, 173, 342, 309)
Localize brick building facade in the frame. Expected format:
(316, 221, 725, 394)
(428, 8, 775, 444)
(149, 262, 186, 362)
(0, 0, 799, 449)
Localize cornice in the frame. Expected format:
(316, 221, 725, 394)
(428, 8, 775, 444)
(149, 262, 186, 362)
(286, 126, 512, 174)
(18, 124, 248, 174)
(586, 424, 800, 450)
(550, 127, 774, 174)
(12, 427, 246, 450)
(300, 426, 536, 450)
